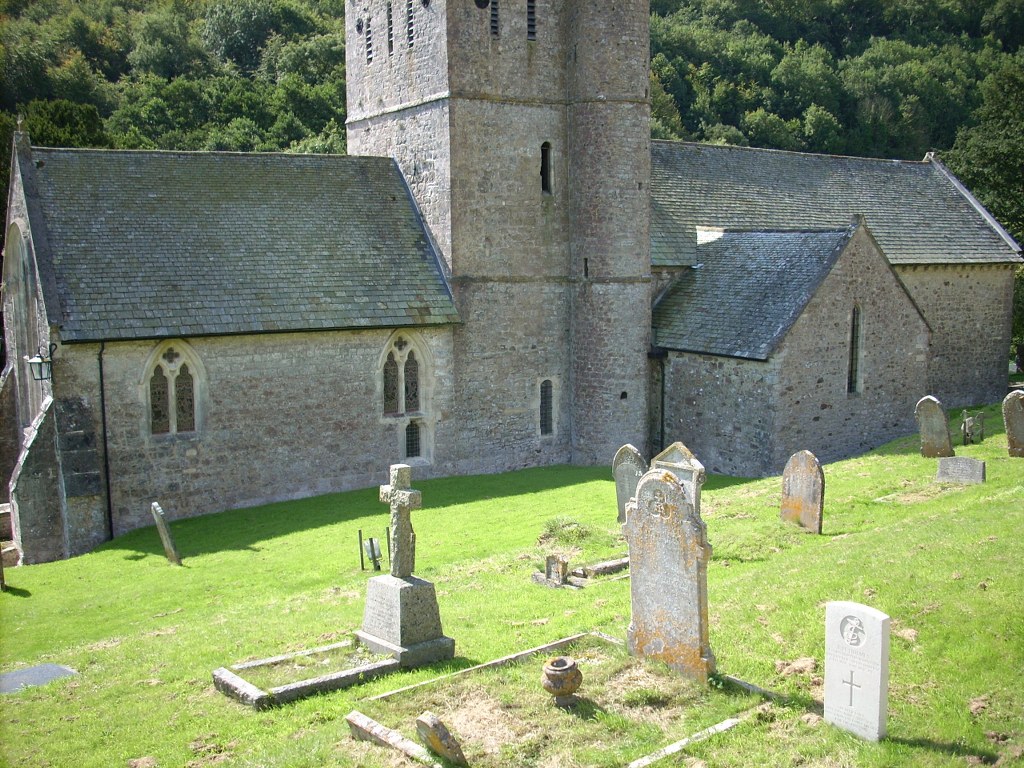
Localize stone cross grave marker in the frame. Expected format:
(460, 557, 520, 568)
(150, 502, 182, 566)
(936, 456, 986, 484)
(380, 464, 420, 578)
(612, 444, 647, 524)
(650, 441, 706, 511)
(623, 466, 715, 683)
(824, 601, 890, 741)
(960, 409, 985, 445)
(915, 396, 954, 458)
(780, 450, 824, 534)
(1003, 390, 1024, 457)
(356, 464, 454, 667)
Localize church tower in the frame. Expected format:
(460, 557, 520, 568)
(346, 0, 651, 470)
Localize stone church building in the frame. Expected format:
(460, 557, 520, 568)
(3, 1, 1020, 562)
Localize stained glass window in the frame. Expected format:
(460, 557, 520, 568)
(405, 421, 421, 458)
(176, 364, 195, 432)
(383, 353, 400, 414)
(404, 352, 419, 413)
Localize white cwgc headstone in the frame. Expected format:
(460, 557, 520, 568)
(824, 601, 890, 741)
(612, 444, 647, 524)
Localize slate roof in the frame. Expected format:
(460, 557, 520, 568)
(653, 225, 854, 360)
(650, 141, 1021, 268)
(22, 146, 458, 342)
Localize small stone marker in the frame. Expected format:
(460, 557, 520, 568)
(623, 464, 715, 683)
(416, 711, 468, 766)
(780, 450, 824, 534)
(612, 444, 647, 523)
(915, 396, 954, 458)
(0, 664, 77, 694)
(824, 601, 890, 741)
(347, 710, 441, 768)
(936, 456, 986, 484)
(356, 465, 454, 667)
(1003, 390, 1024, 457)
(149, 503, 182, 565)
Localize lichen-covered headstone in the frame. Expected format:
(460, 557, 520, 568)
(1003, 390, 1024, 458)
(416, 711, 467, 766)
(612, 444, 647, 524)
(915, 396, 954, 458)
(780, 450, 824, 534)
(623, 467, 715, 683)
(824, 601, 890, 741)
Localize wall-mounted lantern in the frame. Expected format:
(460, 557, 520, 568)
(26, 343, 57, 381)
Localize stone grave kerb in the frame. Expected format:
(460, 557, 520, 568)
(623, 468, 715, 683)
(380, 464, 421, 579)
(612, 444, 647, 524)
(650, 442, 706, 511)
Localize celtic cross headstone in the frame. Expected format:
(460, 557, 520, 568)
(380, 464, 420, 578)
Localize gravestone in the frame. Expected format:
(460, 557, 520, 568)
(623, 466, 715, 683)
(824, 601, 890, 741)
(780, 450, 824, 534)
(650, 441, 706, 511)
(960, 410, 985, 445)
(915, 396, 954, 458)
(355, 465, 454, 667)
(149, 503, 182, 566)
(612, 444, 647, 524)
(936, 456, 986, 484)
(1003, 390, 1024, 457)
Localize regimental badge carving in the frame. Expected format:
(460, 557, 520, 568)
(841, 615, 866, 647)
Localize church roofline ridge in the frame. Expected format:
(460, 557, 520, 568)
(652, 138, 934, 167)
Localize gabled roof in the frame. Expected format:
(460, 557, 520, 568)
(653, 225, 854, 360)
(19, 143, 458, 342)
(650, 141, 1021, 268)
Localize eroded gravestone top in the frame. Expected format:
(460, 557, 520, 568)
(380, 464, 421, 579)
(780, 450, 824, 534)
(612, 444, 647, 524)
(1003, 390, 1024, 458)
(623, 468, 715, 683)
(915, 396, 954, 458)
(824, 601, 890, 741)
(936, 456, 986, 484)
(650, 441, 706, 510)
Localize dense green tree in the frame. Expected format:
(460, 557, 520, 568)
(203, 0, 319, 74)
(128, 1, 210, 79)
(22, 98, 110, 147)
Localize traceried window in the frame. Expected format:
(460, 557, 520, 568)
(381, 334, 432, 461)
(847, 305, 862, 394)
(146, 344, 202, 436)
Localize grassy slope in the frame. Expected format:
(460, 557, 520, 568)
(0, 403, 1021, 767)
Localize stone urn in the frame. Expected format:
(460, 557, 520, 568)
(541, 656, 583, 707)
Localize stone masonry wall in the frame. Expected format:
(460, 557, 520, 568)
(60, 328, 455, 539)
(9, 400, 65, 564)
(896, 264, 1015, 408)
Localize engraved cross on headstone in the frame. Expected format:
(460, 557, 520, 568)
(379, 463, 421, 579)
(843, 670, 861, 706)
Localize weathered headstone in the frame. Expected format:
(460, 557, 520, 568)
(780, 450, 824, 534)
(356, 465, 454, 667)
(149, 502, 182, 566)
(650, 441, 706, 511)
(824, 601, 890, 741)
(623, 466, 715, 683)
(416, 711, 468, 766)
(915, 396, 954, 458)
(612, 444, 647, 524)
(936, 456, 986, 484)
(1003, 390, 1024, 457)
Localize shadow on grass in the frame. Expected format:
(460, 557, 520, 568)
(888, 736, 998, 763)
(1, 584, 32, 598)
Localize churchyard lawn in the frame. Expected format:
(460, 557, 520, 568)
(0, 402, 1021, 767)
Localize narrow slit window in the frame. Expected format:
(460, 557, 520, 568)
(406, 0, 414, 46)
(540, 142, 552, 194)
(490, 0, 499, 36)
(150, 366, 170, 434)
(540, 379, 553, 435)
(405, 421, 421, 458)
(387, 2, 394, 55)
(527, 0, 536, 39)
(847, 305, 862, 394)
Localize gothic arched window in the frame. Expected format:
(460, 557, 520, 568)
(145, 342, 204, 436)
(380, 334, 431, 461)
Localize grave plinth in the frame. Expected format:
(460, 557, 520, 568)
(356, 465, 454, 668)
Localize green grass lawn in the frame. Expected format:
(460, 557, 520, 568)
(1, 403, 1021, 767)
